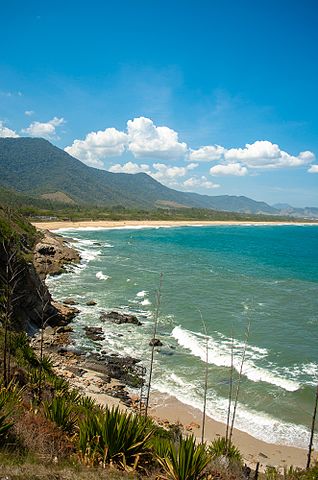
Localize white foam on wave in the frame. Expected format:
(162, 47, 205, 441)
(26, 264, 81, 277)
(153, 375, 316, 449)
(141, 299, 151, 306)
(96, 271, 111, 281)
(172, 326, 300, 392)
(280, 362, 318, 387)
(136, 290, 147, 298)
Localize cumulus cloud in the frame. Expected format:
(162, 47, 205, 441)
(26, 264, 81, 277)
(127, 116, 187, 159)
(210, 163, 248, 176)
(24, 110, 35, 116)
(188, 145, 225, 162)
(108, 161, 198, 187)
(0, 121, 19, 138)
(109, 161, 151, 174)
(308, 164, 318, 173)
(65, 128, 128, 168)
(224, 140, 314, 169)
(65, 116, 188, 167)
(183, 176, 220, 189)
(22, 117, 65, 139)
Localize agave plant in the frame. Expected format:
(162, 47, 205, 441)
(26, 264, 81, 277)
(208, 436, 242, 463)
(0, 396, 13, 438)
(43, 396, 78, 434)
(156, 435, 210, 480)
(78, 406, 155, 468)
(0, 380, 23, 438)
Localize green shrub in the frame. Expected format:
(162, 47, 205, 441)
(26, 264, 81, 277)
(0, 380, 23, 440)
(155, 435, 210, 480)
(208, 436, 242, 464)
(78, 406, 155, 469)
(43, 396, 77, 434)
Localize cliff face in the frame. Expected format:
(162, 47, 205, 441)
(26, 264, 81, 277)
(0, 208, 79, 333)
(33, 230, 80, 278)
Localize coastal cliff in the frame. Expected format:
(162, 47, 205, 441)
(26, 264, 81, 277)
(0, 207, 79, 332)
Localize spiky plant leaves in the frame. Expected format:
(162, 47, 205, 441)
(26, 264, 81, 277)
(78, 406, 155, 468)
(0, 397, 13, 438)
(0, 380, 23, 439)
(208, 436, 242, 464)
(43, 396, 78, 434)
(156, 435, 210, 480)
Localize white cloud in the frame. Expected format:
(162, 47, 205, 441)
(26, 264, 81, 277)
(308, 164, 318, 173)
(109, 161, 151, 174)
(127, 116, 187, 159)
(0, 121, 19, 138)
(188, 145, 225, 162)
(183, 176, 220, 189)
(224, 140, 314, 169)
(210, 163, 248, 176)
(65, 116, 188, 167)
(65, 128, 128, 168)
(108, 161, 198, 188)
(22, 116, 65, 139)
(24, 110, 35, 116)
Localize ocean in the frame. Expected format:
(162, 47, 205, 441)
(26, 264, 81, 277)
(46, 225, 318, 449)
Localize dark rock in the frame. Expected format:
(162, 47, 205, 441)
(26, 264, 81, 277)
(63, 298, 78, 305)
(84, 326, 105, 342)
(100, 310, 142, 326)
(86, 300, 97, 306)
(149, 338, 163, 347)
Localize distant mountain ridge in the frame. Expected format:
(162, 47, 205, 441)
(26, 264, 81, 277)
(0, 137, 315, 217)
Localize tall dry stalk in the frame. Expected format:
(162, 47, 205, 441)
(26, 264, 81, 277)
(229, 317, 251, 444)
(306, 383, 318, 469)
(145, 272, 163, 417)
(225, 331, 234, 448)
(197, 309, 209, 443)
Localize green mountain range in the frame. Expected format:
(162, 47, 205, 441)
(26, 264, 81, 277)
(0, 137, 312, 217)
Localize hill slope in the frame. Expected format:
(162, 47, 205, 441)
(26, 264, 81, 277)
(0, 137, 278, 214)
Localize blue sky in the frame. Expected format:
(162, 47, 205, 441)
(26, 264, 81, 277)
(1, 0, 317, 206)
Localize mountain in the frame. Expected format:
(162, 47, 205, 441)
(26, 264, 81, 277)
(272, 203, 318, 219)
(0, 137, 279, 214)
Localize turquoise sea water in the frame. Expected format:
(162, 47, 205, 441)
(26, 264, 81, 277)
(46, 225, 318, 448)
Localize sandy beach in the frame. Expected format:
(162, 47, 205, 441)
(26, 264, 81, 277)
(32, 219, 318, 231)
(32, 220, 314, 471)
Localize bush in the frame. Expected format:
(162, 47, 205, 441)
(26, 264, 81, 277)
(43, 396, 78, 434)
(78, 406, 155, 469)
(155, 435, 210, 480)
(208, 436, 242, 464)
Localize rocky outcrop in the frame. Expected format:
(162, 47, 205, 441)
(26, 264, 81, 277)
(84, 326, 105, 342)
(33, 230, 80, 278)
(149, 338, 163, 347)
(100, 311, 142, 326)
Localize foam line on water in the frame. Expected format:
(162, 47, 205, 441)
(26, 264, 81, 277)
(153, 376, 315, 449)
(172, 326, 300, 392)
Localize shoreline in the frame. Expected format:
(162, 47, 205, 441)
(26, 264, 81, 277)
(33, 223, 312, 470)
(32, 219, 318, 231)
(33, 325, 309, 471)
(149, 392, 308, 470)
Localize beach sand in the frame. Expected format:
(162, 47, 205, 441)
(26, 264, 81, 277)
(32, 219, 318, 230)
(32, 219, 314, 471)
(61, 362, 309, 470)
